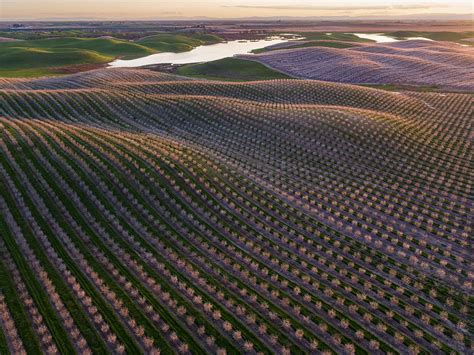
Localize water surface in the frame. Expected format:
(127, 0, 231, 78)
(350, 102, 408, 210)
(353, 33, 433, 43)
(109, 38, 291, 68)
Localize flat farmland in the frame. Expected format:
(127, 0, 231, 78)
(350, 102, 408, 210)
(0, 68, 472, 354)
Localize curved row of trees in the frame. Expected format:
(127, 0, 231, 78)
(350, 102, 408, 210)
(0, 69, 471, 354)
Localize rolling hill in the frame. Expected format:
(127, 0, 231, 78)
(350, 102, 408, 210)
(0, 68, 471, 354)
(0, 34, 223, 77)
(240, 40, 474, 91)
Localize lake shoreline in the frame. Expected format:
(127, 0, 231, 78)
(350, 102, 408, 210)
(108, 37, 298, 68)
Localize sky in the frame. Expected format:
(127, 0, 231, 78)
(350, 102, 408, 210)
(1, 0, 472, 20)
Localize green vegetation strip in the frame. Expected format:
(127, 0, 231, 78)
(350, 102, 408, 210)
(252, 40, 357, 54)
(384, 31, 474, 42)
(0, 191, 77, 354)
(0, 255, 43, 354)
(176, 58, 292, 81)
(0, 140, 140, 353)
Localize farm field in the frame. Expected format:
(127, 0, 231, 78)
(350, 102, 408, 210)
(0, 68, 472, 354)
(239, 39, 474, 91)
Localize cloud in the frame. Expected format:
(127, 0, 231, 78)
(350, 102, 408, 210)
(223, 4, 453, 11)
(159, 11, 182, 16)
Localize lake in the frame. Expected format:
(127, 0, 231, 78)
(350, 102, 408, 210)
(109, 37, 292, 68)
(353, 33, 433, 43)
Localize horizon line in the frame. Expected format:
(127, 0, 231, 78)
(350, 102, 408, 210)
(1, 13, 473, 22)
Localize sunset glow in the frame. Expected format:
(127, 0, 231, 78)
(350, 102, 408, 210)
(2, 0, 472, 20)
